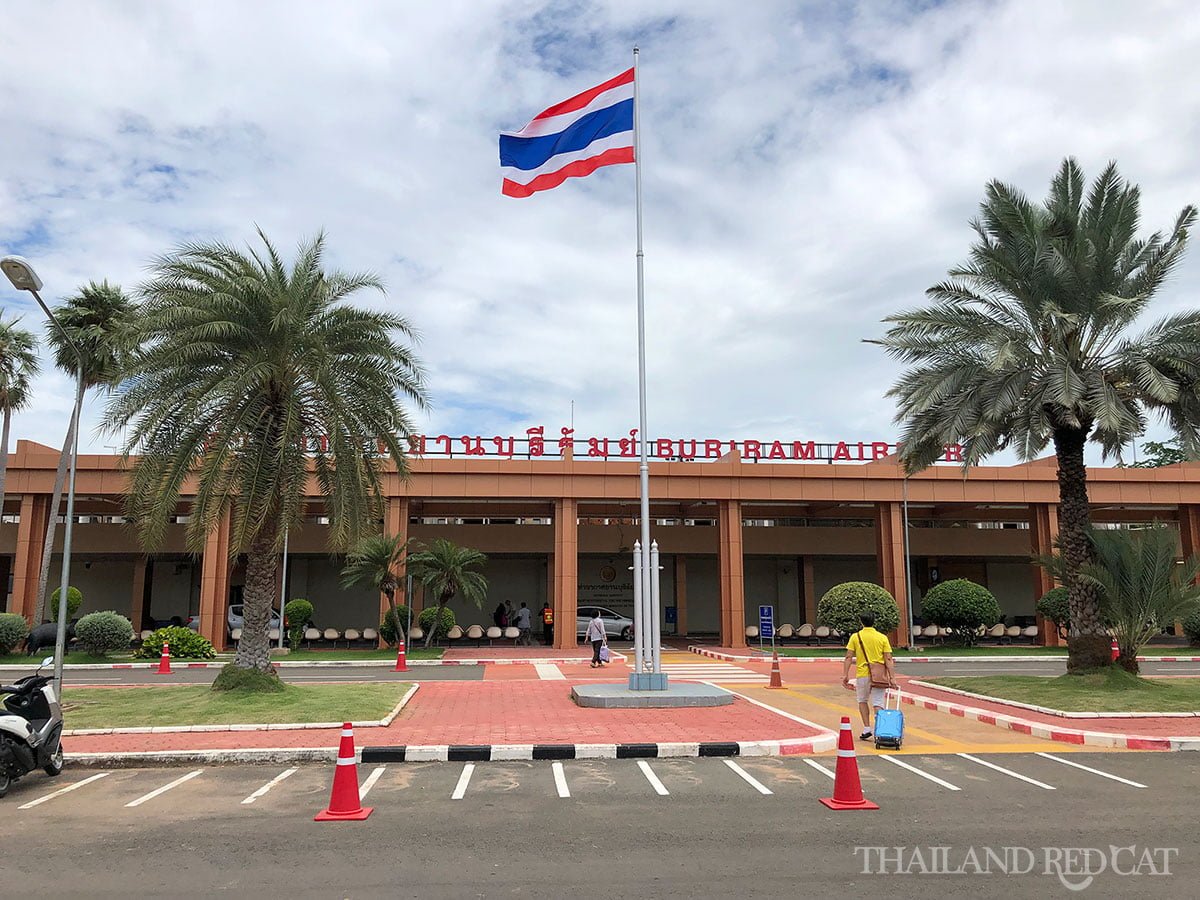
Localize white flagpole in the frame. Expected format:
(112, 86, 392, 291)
(632, 46, 659, 681)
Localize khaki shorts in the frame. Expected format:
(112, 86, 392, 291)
(855, 676, 887, 709)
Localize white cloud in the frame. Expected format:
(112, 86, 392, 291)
(1, 0, 1198, 467)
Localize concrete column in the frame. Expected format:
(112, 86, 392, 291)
(11, 494, 49, 621)
(874, 502, 911, 647)
(1029, 503, 1062, 647)
(802, 556, 817, 624)
(199, 511, 232, 650)
(382, 497, 411, 646)
(675, 555, 688, 637)
(718, 500, 746, 648)
(130, 557, 149, 632)
(552, 497, 578, 650)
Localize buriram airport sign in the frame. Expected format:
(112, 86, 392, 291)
(366, 427, 965, 463)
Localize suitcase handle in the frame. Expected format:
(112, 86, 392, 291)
(885, 688, 902, 710)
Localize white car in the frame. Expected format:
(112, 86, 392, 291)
(576, 606, 634, 641)
(226, 604, 282, 634)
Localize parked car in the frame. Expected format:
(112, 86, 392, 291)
(576, 606, 634, 641)
(226, 604, 282, 634)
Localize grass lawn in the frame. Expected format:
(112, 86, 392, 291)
(61, 682, 413, 729)
(0, 652, 139, 666)
(278, 647, 443, 661)
(927, 668, 1200, 713)
(761, 646, 1070, 657)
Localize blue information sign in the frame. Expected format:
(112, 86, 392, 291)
(758, 604, 774, 640)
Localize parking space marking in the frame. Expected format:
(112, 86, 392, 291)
(637, 760, 669, 796)
(241, 768, 298, 805)
(552, 761, 571, 798)
(723, 760, 772, 795)
(957, 753, 1054, 790)
(124, 769, 204, 807)
(1035, 753, 1146, 788)
(876, 755, 960, 790)
(803, 759, 836, 779)
(535, 663, 566, 680)
(18, 772, 110, 809)
(359, 766, 386, 800)
(451, 763, 475, 800)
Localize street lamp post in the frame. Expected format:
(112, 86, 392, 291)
(1, 255, 86, 693)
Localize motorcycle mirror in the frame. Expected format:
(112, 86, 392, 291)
(41, 656, 55, 669)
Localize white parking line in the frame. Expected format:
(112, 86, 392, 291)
(957, 753, 1055, 790)
(125, 769, 204, 807)
(637, 760, 669, 795)
(451, 763, 475, 800)
(1034, 753, 1146, 788)
(803, 759, 836, 780)
(552, 761, 571, 798)
(877, 755, 961, 790)
(241, 768, 298, 805)
(359, 766, 386, 800)
(18, 772, 110, 809)
(723, 760, 772, 795)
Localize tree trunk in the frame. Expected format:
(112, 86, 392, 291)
(36, 412, 76, 621)
(233, 533, 278, 672)
(1117, 653, 1139, 675)
(1053, 424, 1111, 672)
(424, 595, 451, 648)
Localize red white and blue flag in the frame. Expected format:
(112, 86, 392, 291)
(499, 68, 635, 198)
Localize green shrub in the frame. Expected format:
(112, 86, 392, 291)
(817, 583, 900, 637)
(211, 663, 284, 693)
(135, 626, 216, 659)
(1184, 609, 1200, 646)
(379, 605, 413, 647)
(49, 586, 83, 622)
(1036, 587, 1070, 639)
(75, 611, 133, 657)
(0, 613, 29, 655)
(418, 606, 456, 641)
(922, 579, 1002, 645)
(284, 599, 315, 651)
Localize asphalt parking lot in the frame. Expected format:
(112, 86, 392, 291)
(3, 752, 1195, 898)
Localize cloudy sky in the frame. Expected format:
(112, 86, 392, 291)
(1, 0, 1198, 464)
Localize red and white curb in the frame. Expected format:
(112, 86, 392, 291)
(899, 687, 1200, 751)
(687, 645, 1200, 664)
(62, 685, 419, 737)
(1, 654, 625, 671)
(908, 679, 1200, 719)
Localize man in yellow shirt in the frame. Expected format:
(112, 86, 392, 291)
(841, 612, 896, 740)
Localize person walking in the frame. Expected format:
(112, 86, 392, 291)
(586, 610, 607, 668)
(493, 602, 506, 629)
(840, 611, 897, 740)
(541, 602, 554, 646)
(515, 602, 533, 646)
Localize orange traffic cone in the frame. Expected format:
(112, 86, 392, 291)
(768, 650, 783, 689)
(1111, 638, 1119, 663)
(394, 635, 407, 672)
(819, 716, 879, 811)
(156, 642, 172, 675)
(315, 723, 373, 821)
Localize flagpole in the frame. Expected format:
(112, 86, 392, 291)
(631, 46, 660, 683)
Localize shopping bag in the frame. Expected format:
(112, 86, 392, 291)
(599, 645, 611, 663)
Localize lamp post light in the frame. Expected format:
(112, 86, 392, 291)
(1, 255, 86, 694)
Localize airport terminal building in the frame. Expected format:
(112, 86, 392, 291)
(4, 429, 1199, 651)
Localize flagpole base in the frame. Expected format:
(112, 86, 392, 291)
(628, 672, 669, 691)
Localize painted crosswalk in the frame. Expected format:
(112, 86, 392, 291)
(645, 663, 770, 684)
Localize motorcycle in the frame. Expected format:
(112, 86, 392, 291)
(0, 656, 65, 798)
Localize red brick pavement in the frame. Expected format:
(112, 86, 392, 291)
(64, 680, 823, 755)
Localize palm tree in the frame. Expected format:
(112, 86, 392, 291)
(874, 158, 1198, 672)
(341, 533, 416, 612)
(106, 229, 428, 674)
(0, 317, 39, 518)
(407, 539, 488, 648)
(38, 282, 136, 619)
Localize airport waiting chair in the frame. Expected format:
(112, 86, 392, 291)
(814, 625, 832, 644)
(1021, 625, 1040, 643)
(745, 625, 759, 640)
(465, 624, 485, 646)
(344, 628, 361, 646)
(230, 628, 243, 648)
(486, 626, 502, 645)
(446, 624, 464, 646)
(323, 628, 341, 648)
(503, 626, 520, 643)
(776, 623, 795, 642)
(408, 626, 425, 644)
(362, 627, 379, 646)
(796, 623, 815, 644)
(303, 627, 321, 648)
(985, 623, 1007, 644)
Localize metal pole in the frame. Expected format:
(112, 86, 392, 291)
(649, 540, 661, 674)
(406, 573, 413, 647)
(277, 527, 288, 650)
(902, 473, 915, 652)
(29, 288, 83, 696)
(632, 46, 656, 680)
(631, 541, 643, 680)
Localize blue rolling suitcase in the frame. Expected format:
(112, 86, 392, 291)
(874, 690, 904, 750)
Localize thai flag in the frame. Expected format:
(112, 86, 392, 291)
(499, 68, 635, 198)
